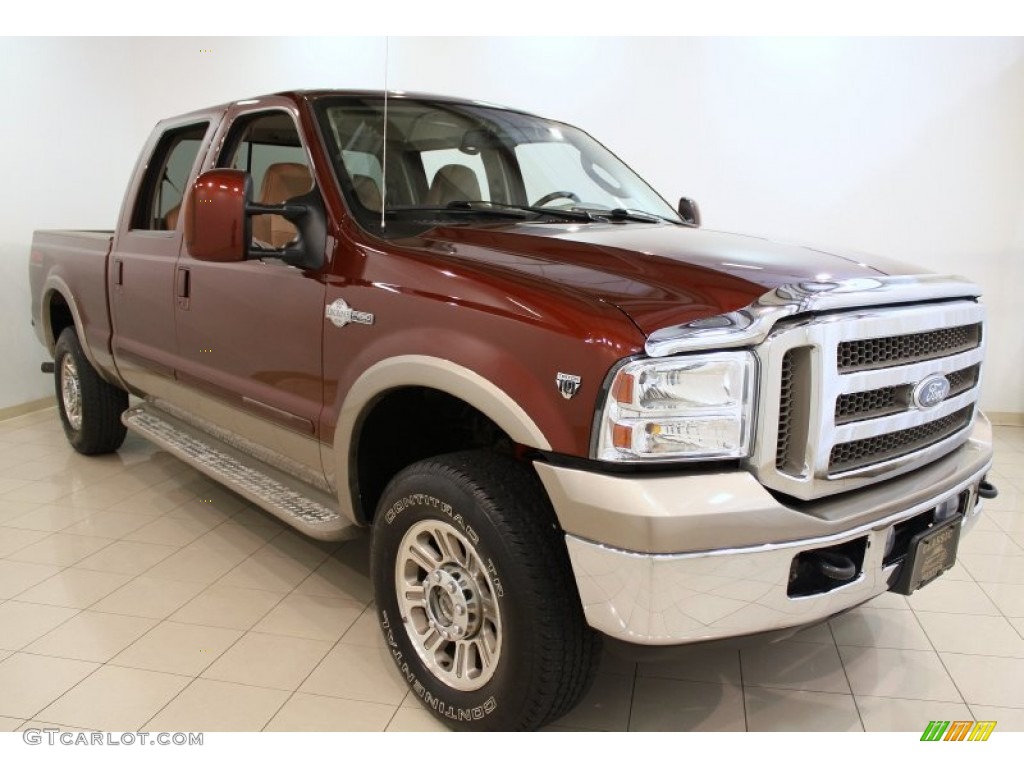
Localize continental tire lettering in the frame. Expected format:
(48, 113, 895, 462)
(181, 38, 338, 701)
(381, 609, 397, 647)
(420, 691, 498, 722)
(402, 663, 498, 722)
(486, 558, 505, 597)
(384, 494, 479, 545)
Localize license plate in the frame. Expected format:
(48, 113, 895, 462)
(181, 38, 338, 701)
(891, 515, 962, 595)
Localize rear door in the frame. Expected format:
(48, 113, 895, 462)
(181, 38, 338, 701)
(110, 115, 218, 396)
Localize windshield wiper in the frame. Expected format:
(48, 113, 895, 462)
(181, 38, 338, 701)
(597, 208, 669, 223)
(446, 200, 602, 222)
(385, 201, 600, 223)
(384, 204, 529, 220)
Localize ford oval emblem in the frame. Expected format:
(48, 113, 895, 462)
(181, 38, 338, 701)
(913, 374, 951, 409)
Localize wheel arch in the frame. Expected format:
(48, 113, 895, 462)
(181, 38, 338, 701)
(41, 276, 106, 379)
(331, 355, 552, 525)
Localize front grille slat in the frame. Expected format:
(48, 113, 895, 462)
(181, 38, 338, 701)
(828, 405, 974, 474)
(833, 363, 980, 425)
(837, 323, 981, 373)
(835, 385, 908, 424)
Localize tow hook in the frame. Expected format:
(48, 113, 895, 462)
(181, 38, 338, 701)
(807, 551, 858, 583)
(978, 478, 998, 500)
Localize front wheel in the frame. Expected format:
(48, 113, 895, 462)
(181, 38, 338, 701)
(53, 327, 128, 454)
(371, 450, 599, 731)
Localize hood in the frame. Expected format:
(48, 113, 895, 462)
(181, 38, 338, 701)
(406, 221, 925, 336)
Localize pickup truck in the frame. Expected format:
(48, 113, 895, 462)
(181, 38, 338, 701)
(28, 90, 996, 731)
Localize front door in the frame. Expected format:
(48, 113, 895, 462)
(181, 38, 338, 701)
(171, 104, 328, 481)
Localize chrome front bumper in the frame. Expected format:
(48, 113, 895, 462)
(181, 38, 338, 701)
(538, 418, 993, 646)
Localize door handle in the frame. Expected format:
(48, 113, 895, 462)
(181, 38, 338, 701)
(176, 266, 191, 310)
(113, 259, 123, 286)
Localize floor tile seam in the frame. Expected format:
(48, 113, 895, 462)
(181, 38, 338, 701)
(830, 621, 867, 732)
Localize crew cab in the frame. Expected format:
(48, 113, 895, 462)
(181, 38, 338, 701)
(28, 90, 996, 730)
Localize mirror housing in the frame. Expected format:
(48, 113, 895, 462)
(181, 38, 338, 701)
(185, 170, 251, 262)
(247, 189, 324, 271)
(678, 197, 701, 228)
(185, 169, 326, 270)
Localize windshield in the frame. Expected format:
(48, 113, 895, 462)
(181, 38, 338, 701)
(313, 95, 682, 235)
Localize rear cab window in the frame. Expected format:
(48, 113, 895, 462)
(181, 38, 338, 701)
(131, 123, 209, 231)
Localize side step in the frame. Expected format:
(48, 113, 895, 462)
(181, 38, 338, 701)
(123, 403, 357, 541)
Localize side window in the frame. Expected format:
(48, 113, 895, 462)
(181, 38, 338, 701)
(131, 122, 208, 231)
(219, 112, 313, 248)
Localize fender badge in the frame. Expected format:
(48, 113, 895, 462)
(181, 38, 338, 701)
(326, 298, 374, 328)
(556, 372, 582, 400)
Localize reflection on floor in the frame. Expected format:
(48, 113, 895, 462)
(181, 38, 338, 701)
(1, 408, 1022, 732)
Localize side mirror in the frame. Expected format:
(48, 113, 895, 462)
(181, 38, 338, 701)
(185, 169, 325, 270)
(185, 170, 251, 262)
(678, 197, 701, 228)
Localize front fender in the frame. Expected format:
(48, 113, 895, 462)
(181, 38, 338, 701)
(329, 354, 552, 523)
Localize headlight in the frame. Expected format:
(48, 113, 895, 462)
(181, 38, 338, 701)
(595, 351, 757, 462)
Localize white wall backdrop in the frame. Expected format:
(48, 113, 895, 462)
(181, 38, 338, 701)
(1, 37, 1021, 415)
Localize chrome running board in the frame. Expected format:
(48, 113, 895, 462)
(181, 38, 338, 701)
(123, 403, 357, 541)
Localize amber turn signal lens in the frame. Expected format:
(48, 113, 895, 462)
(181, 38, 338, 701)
(611, 372, 635, 404)
(612, 423, 633, 449)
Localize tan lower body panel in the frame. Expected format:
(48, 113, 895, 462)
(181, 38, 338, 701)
(123, 402, 357, 542)
(139, 374, 326, 490)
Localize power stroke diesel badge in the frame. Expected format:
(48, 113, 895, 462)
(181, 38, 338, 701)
(556, 372, 582, 400)
(326, 298, 375, 328)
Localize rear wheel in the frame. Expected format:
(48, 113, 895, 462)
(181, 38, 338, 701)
(54, 328, 128, 454)
(371, 450, 600, 731)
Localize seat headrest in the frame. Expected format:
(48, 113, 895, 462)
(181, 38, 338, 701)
(426, 164, 481, 206)
(259, 163, 313, 204)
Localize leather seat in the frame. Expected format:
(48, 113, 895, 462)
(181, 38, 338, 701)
(425, 164, 481, 206)
(253, 162, 313, 248)
(164, 203, 181, 231)
(352, 174, 382, 212)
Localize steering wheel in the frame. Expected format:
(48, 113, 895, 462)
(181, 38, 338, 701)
(532, 190, 581, 207)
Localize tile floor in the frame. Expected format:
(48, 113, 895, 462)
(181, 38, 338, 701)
(0, 406, 1022, 732)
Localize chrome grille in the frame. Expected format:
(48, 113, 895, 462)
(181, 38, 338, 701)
(837, 323, 981, 372)
(751, 300, 986, 500)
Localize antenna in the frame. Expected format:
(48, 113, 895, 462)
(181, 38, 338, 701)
(380, 37, 389, 231)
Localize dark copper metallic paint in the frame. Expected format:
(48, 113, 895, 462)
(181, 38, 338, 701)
(30, 90, 923, 479)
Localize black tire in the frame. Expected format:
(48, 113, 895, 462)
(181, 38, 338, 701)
(53, 327, 128, 455)
(371, 450, 600, 731)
